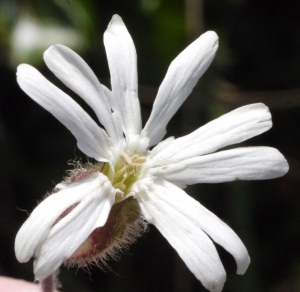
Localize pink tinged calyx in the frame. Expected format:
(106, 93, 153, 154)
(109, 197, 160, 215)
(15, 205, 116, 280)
(65, 197, 147, 268)
(53, 154, 147, 267)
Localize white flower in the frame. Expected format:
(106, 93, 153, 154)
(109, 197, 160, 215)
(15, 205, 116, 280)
(15, 14, 288, 292)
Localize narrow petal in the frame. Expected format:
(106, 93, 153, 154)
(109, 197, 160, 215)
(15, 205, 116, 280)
(153, 179, 250, 275)
(34, 178, 115, 280)
(136, 179, 250, 290)
(17, 64, 112, 161)
(104, 15, 142, 137)
(43, 44, 122, 143)
(150, 103, 272, 164)
(15, 173, 111, 263)
(136, 179, 231, 292)
(149, 136, 175, 157)
(142, 31, 219, 146)
(151, 147, 289, 187)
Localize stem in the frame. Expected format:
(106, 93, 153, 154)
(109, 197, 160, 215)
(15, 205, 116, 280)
(40, 274, 55, 292)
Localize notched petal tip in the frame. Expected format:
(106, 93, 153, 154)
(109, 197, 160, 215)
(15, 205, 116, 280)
(143, 29, 220, 146)
(201, 31, 219, 48)
(111, 14, 122, 20)
(16, 63, 25, 74)
(236, 254, 251, 275)
(15, 226, 36, 263)
(107, 14, 124, 30)
(276, 151, 289, 176)
(283, 159, 289, 174)
(16, 64, 41, 97)
(16, 63, 33, 79)
(43, 43, 57, 55)
(43, 44, 64, 61)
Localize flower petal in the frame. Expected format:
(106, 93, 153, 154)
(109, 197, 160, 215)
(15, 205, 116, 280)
(17, 64, 112, 161)
(150, 103, 272, 164)
(150, 179, 249, 275)
(142, 31, 219, 146)
(135, 178, 235, 292)
(34, 177, 115, 280)
(43, 44, 122, 143)
(15, 173, 112, 263)
(104, 15, 142, 137)
(151, 147, 289, 187)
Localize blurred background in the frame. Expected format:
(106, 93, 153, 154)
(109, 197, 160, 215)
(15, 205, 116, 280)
(0, 0, 300, 291)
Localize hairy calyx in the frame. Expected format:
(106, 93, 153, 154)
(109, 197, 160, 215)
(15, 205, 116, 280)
(65, 197, 147, 268)
(53, 154, 147, 268)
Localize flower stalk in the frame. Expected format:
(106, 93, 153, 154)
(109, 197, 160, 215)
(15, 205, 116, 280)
(40, 273, 56, 292)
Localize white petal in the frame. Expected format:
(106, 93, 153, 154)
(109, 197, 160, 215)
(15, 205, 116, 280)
(15, 173, 110, 263)
(44, 44, 122, 143)
(149, 136, 175, 157)
(17, 64, 112, 161)
(142, 31, 219, 146)
(126, 134, 149, 156)
(34, 177, 115, 280)
(102, 84, 119, 114)
(152, 147, 289, 187)
(136, 179, 232, 292)
(136, 179, 250, 290)
(156, 179, 249, 274)
(104, 15, 142, 137)
(150, 103, 272, 164)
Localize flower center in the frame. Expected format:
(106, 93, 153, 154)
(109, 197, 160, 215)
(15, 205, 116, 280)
(103, 152, 147, 195)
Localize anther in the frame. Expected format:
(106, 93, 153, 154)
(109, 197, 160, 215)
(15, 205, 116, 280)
(136, 157, 147, 164)
(119, 152, 132, 166)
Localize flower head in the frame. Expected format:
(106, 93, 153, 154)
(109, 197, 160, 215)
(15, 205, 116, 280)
(15, 14, 289, 292)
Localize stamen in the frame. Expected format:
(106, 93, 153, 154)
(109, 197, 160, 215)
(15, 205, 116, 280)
(114, 166, 127, 181)
(119, 152, 132, 166)
(136, 157, 147, 164)
(113, 153, 147, 193)
(133, 164, 139, 176)
(131, 154, 139, 162)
